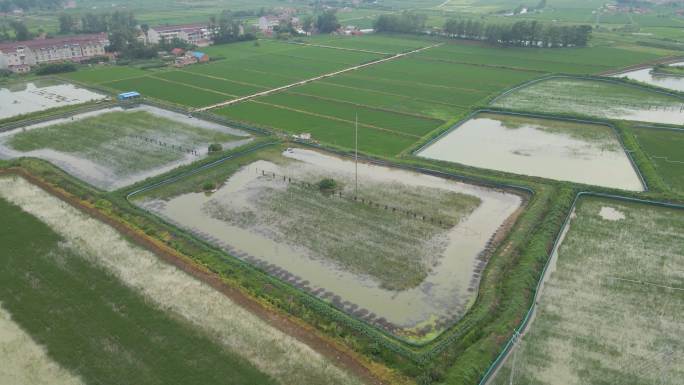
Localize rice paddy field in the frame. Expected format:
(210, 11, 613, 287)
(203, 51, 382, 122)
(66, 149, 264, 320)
(492, 77, 684, 125)
(491, 197, 684, 385)
(631, 126, 684, 193)
(417, 112, 644, 191)
(0, 80, 106, 120)
(0, 175, 365, 385)
(0, 106, 250, 190)
(133, 146, 522, 340)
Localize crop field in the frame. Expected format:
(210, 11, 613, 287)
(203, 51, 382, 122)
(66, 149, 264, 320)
(301, 34, 435, 54)
(492, 77, 684, 125)
(492, 197, 684, 385)
(0, 106, 250, 190)
(65, 40, 384, 109)
(418, 112, 644, 191)
(0, 176, 365, 385)
(134, 146, 522, 340)
(631, 126, 684, 193)
(216, 49, 541, 156)
(413, 43, 663, 74)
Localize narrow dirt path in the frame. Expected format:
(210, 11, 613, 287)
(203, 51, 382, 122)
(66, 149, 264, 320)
(280, 40, 392, 56)
(195, 43, 443, 112)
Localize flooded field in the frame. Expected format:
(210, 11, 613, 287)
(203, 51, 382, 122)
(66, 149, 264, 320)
(0, 80, 106, 120)
(417, 113, 644, 191)
(614, 62, 684, 92)
(491, 197, 684, 385)
(135, 148, 523, 340)
(0, 105, 250, 190)
(492, 77, 684, 125)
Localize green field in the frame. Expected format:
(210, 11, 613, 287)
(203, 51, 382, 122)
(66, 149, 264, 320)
(492, 197, 684, 385)
(492, 77, 684, 124)
(632, 126, 684, 193)
(0, 196, 276, 385)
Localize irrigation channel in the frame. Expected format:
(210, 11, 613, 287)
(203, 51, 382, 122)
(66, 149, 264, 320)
(194, 43, 443, 112)
(130, 145, 525, 341)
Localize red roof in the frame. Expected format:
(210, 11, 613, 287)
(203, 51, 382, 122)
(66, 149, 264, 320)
(0, 33, 108, 52)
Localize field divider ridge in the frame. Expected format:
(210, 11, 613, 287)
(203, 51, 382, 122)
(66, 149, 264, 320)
(194, 43, 443, 112)
(276, 39, 393, 56)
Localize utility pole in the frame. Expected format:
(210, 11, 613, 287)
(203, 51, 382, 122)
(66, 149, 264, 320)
(355, 112, 358, 197)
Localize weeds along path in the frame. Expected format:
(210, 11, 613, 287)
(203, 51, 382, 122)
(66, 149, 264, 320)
(195, 43, 443, 112)
(0, 170, 390, 385)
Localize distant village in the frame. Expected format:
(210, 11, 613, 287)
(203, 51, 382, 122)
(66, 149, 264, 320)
(0, 7, 372, 73)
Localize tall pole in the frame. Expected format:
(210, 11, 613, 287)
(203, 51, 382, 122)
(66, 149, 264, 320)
(355, 112, 358, 197)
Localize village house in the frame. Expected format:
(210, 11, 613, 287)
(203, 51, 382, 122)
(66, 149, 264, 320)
(147, 23, 214, 47)
(174, 51, 209, 67)
(0, 33, 109, 73)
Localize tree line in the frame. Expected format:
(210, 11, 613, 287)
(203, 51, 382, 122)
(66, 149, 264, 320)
(444, 19, 592, 47)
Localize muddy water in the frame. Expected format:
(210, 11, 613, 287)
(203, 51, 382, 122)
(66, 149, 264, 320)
(417, 115, 644, 191)
(0, 106, 251, 190)
(614, 62, 684, 92)
(0, 82, 106, 119)
(140, 149, 522, 336)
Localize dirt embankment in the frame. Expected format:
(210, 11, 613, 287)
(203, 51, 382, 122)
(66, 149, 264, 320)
(0, 168, 396, 385)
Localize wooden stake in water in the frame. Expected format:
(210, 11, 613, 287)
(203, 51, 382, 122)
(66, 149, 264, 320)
(355, 112, 359, 197)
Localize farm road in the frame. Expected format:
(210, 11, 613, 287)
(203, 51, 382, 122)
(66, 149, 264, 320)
(195, 43, 443, 112)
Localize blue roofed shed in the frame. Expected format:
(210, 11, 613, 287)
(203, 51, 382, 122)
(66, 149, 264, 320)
(117, 91, 141, 101)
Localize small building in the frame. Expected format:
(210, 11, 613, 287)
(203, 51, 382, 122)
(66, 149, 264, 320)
(190, 51, 209, 63)
(117, 91, 141, 101)
(171, 48, 185, 56)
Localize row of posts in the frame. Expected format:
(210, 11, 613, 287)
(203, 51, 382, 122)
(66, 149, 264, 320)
(255, 167, 453, 228)
(128, 134, 200, 156)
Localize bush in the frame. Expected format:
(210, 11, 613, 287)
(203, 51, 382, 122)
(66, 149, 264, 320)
(202, 182, 216, 191)
(34, 62, 77, 75)
(208, 143, 223, 153)
(317, 178, 337, 192)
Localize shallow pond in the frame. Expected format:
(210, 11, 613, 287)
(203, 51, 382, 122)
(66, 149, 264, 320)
(613, 62, 684, 92)
(138, 149, 523, 340)
(417, 113, 644, 191)
(0, 81, 106, 119)
(0, 105, 251, 190)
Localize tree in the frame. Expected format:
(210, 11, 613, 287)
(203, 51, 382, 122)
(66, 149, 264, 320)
(302, 15, 314, 33)
(9, 20, 30, 41)
(315, 10, 339, 34)
(140, 23, 149, 44)
(374, 11, 427, 34)
(59, 13, 77, 34)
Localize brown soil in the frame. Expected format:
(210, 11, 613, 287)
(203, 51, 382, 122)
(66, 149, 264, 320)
(0, 168, 395, 385)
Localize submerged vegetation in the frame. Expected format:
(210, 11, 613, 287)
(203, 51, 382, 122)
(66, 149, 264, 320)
(492, 198, 684, 385)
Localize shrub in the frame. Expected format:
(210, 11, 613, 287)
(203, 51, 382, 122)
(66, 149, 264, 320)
(317, 178, 337, 192)
(35, 62, 77, 75)
(202, 182, 216, 191)
(208, 143, 223, 153)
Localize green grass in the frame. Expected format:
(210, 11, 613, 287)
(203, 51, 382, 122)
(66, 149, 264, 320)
(105, 76, 228, 107)
(8, 110, 240, 178)
(0, 196, 276, 385)
(215, 101, 417, 156)
(492, 197, 684, 385)
(415, 42, 664, 74)
(299, 34, 434, 54)
(632, 126, 684, 193)
(492, 77, 684, 122)
(62, 66, 149, 84)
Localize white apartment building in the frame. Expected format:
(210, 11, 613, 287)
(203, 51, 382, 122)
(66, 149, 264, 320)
(0, 33, 109, 73)
(147, 23, 214, 47)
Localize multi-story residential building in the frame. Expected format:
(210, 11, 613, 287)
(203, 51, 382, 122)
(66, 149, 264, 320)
(0, 33, 109, 73)
(147, 23, 214, 47)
